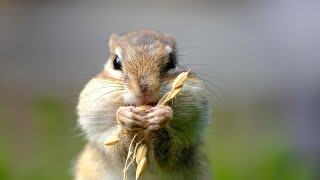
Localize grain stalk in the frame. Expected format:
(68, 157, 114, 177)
(105, 69, 191, 180)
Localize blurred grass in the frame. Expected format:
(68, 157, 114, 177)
(0, 97, 84, 180)
(206, 103, 314, 180)
(0, 96, 315, 179)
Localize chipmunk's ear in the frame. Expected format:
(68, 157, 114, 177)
(109, 33, 120, 48)
(165, 34, 176, 49)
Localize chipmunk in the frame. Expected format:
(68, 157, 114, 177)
(74, 30, 210, 180)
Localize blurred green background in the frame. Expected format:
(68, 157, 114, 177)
(0, 95, 315, 179)
(1, 0, 319, 179)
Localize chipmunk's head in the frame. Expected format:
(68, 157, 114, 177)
(104, 30, 180, 106)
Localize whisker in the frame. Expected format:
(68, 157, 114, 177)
(84, 89, 124, 114)
(79, 77, 125, 87)
(100, 81, 125, 86)
(95, 89, 124, 103)
(190, 71, 223, 92)
(82, 86, 124, 97)
(192, 72, 222, 82)
(197, 78, 221, 91)
(80, 76, 97, 81)
(204, 84, 219, 97)
(179, 64, 209, 67)
(186, 81, 219, 98)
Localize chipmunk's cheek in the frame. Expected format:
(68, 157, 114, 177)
(123, 92, 140, 106)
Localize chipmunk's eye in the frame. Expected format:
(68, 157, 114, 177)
(113, 56, 122, 70)
(165, 52, 176, 71)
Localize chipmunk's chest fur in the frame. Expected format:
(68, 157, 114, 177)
(75, 137, 201, 180)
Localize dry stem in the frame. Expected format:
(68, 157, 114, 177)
(123, 133, 139, 180)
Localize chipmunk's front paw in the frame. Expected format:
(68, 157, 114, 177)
(117, 106, 147, 131)
(145, 105, 172, 130)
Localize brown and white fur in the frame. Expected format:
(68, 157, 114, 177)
(74, 30, 210, 180)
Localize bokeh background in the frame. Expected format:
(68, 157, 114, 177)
(1, 0, 319, 179)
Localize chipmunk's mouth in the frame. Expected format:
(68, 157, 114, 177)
(124, 101, 158, 107)
(123, 89, 162, 107)
(133, 91, 161, 106)
(123, 94, 160, 107)
(136, 97, 158, 106)
(146, 102, 157, 106)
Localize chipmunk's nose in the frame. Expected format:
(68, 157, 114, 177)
(139, 77, 149, 93)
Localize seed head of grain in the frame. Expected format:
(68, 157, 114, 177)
(136, 157, 147, 180)
(136, 144, 148, 164)
(157, 69, 190, 106)
(104, 136, 121, 146)
(138, 105, 152, 111)
(172, 69, 190, 89)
